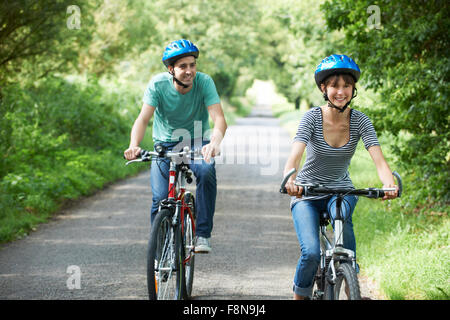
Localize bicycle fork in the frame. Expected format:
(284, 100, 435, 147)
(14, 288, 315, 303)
(319, 225, 334, 283)
(321, 221, 357, 285)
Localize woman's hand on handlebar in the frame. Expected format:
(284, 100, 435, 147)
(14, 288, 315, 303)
(124, 146, 142, 160)
(382, 184, 399, 200)
(286, 179, 303, 198)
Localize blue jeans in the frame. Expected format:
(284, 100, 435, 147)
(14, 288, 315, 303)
(150, 141, 217, 238)
(291, 195, 358, 297)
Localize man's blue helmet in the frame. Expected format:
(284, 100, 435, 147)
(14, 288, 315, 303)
(162, 39, 199, 67)
(314, 54, 361, 89)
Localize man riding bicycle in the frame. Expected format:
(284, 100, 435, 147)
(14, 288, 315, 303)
(123, 39, 227, 253)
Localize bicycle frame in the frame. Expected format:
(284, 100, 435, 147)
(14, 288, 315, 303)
(157, 156, 196, 267)
(319, 195, 357, 285)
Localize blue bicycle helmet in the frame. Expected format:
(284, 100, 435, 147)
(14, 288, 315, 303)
(314, 54, 360, 89)
(162, 39, 199, 67)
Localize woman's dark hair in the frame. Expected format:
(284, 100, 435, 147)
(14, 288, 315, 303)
(322, 73, 356, 90)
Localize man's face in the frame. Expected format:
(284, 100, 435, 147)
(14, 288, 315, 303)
(169, 56, 197, 87)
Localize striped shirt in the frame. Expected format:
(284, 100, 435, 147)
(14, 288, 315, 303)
(291, 106, 380, 207)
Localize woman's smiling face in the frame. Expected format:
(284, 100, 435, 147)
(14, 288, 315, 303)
(321, 74, 355, 108)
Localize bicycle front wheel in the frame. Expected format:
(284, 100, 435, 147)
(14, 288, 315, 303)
(147, 209, 184, 300)
(182, 193, 196, 299)
(327, 262, 361, 300)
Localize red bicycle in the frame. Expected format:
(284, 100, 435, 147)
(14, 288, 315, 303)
(126, 145, 200, 300)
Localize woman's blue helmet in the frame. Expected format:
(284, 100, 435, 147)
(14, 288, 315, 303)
(162, 39, 199, 67)
(314, 54, 361, 89)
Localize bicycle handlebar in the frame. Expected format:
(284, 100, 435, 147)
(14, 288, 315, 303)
(125, 146, 204, 166)
(280, 170, 403, 199)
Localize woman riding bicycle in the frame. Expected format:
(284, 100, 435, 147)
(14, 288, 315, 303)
(283, 54, 398, 300)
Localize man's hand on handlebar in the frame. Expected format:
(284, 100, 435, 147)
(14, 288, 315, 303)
(124, 146, 142, 161)
(201, 142, 220, 164)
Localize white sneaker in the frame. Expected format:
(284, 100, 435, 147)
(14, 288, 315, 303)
(195, 237, 211, 253)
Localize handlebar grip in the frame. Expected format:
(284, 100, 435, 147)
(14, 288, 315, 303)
(123, 148, 146, 160)
(280, 186, 307, 196)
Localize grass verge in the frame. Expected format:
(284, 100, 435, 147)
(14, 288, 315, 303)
(351, 142, 449, 300)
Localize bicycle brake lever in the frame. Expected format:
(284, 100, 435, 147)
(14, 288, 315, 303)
(125, 159, 143, 166)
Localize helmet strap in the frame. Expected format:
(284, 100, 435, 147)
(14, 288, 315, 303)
(327, 100, 348, 113)
(169, 70, 190, 89)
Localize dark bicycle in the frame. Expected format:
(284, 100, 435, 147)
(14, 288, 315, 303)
(280, 169, 402, 300)
(126, 145, 201, 300)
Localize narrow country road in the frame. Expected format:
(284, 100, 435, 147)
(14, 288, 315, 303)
(0, 104, 381, 300)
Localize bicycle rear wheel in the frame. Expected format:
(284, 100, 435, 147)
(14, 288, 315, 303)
(182, 192, 196, 299)
(147, 209, 184, 300)
(326, 262, 361, 300)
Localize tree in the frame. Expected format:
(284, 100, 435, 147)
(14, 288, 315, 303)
(251, 0, 344, 109)
(77, 0, 160, 77)
(0, 0, 97, 86)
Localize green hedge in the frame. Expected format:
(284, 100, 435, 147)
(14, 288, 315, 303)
(0, 76, 150, 242)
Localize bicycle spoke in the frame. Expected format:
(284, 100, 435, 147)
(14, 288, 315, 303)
(159, 267, 175, 299)
(156, 229, 179, 300)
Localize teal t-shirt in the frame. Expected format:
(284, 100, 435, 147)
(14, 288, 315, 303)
(143, 72, 221, 143)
